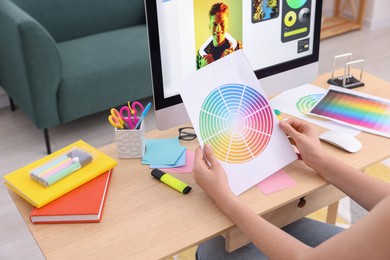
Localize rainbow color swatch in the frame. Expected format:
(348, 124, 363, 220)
(199, 83, 274, 164)
(309, 88, 390, 137)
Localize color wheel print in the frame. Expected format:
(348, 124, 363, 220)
(199, 83, 274, 164)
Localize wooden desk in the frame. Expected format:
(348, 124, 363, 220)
(9, 72, 390, 259)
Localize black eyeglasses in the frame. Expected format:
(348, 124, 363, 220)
(178, 127, 197, 141)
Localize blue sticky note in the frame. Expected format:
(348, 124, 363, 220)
(149, 148, 186, 168)
(142, 137, 186, 165)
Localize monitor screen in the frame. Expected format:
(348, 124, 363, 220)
(145, 0, 322, 130)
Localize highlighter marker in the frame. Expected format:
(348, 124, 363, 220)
(151, 169, 192, 194)
(274, 109, 283, 121)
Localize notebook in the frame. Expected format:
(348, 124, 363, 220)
(4, 140, 117, 208)
(30, 169, 113, 224)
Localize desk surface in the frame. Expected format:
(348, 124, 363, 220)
(9, 72, 390, 260)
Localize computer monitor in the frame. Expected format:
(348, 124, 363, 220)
(145, 0, 323, 130)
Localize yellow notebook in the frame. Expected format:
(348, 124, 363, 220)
(4, 140, 117, 208)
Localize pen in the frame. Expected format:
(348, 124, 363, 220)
(135, 102, 152, 129)
(151, 169, 192, 194)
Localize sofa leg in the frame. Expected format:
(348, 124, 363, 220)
(43, 128, 52, 154)
(9, 97, 16, 111)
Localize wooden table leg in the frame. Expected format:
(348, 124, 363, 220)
(326, 201, 339, 224)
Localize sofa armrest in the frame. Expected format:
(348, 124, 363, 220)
(0, 0, 62, 129)
(18, 21, 62, 128)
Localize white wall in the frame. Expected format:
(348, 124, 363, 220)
(364, 0, 390, 30)
(322, 0, 334, 17)
(323, 0, 390, 30)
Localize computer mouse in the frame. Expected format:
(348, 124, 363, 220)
(319, 130, 362, 153)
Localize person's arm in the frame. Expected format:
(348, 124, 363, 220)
(193, 145, 313, 259)
(279, 118, 390, 211)
(194, 143, 390, 259)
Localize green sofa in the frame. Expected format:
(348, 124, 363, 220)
(0, 0, 152, 153)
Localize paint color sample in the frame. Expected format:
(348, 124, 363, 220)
(199, 83, 274, 163)
(309, 87, 390, 137)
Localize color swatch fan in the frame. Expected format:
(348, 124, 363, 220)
(200, 83, 274, 163)
(296, 93, 323, 114)
(179, 50, 297, 195)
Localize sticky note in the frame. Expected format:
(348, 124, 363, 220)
(161, 150, 195, 174)
(142, 138, 186, 165)
(150, 148, 186, 168)
(256, 169, 296, 194)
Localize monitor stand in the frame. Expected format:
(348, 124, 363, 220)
(154, 102, 190, 131)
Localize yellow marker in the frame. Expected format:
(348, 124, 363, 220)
(151, 169, 192, 194)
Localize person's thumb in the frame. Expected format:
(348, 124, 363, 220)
(195, 146, 205, 162)
(203, 144, 219, 167)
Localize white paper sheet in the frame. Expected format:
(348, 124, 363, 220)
(178, 50, 297, 195)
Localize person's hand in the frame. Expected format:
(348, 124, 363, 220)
(221, 48, 233, 58)
(279, 118, 327, 170)
(193, 144, 235, 205)
(198, 54, 214, 68)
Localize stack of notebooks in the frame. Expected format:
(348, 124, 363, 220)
(4, 140, 117, 224)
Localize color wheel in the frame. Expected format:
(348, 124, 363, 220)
(199, 83, 274, 164)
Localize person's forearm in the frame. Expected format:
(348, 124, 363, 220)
(215, 195, 312, 259)
(313, 155, 390, 211)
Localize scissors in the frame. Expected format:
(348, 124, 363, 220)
(119, 105, 138, 129)
(108, 101, 145, 129)
(108, 108, 125, 129)
(125, 101, 145, 127)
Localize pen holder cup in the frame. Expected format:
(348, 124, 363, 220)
(115, 121, 145, 159)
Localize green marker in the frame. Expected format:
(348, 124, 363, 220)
(151, 169, 192, 194)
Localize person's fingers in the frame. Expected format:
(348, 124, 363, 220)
(203, 144, 220, 168)
(204, 54, 214, 63)
(287, 136, 297, 147)
(193, 147, 208, 183)
(279, 119, 299, 140)
(195, 147, 208, 168)
(195, 146, 203, 161)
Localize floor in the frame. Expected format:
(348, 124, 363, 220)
(1, 26, 390, 259)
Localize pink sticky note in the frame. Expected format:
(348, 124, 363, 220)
(163, 150, 195, 174)
(256, 169, 296, 194)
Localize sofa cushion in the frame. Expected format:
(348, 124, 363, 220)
(11, 0, 146, 42)
(57, 25, 152, 123)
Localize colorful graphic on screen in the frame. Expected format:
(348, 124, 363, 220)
(310, 89, 390, 135)
(194, 1, 243, 70)
(287, 0, 307, 9)
(296, 93, 323, 114)
(281, 0, 311, 42)
(199, 83, 274, 164)
(252, 0, 279, 23)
